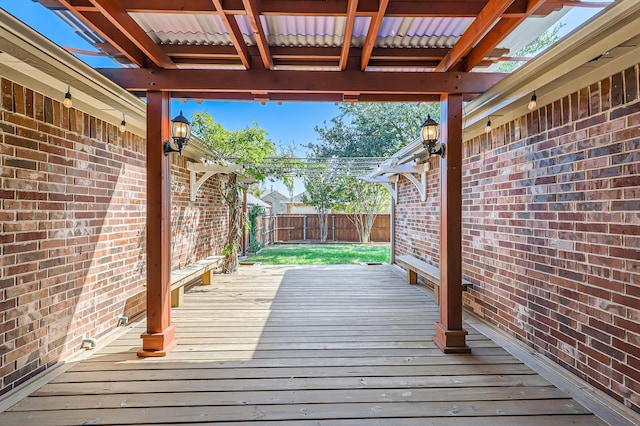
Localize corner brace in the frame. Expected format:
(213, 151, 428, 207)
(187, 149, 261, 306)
(187, 161, 242, 202)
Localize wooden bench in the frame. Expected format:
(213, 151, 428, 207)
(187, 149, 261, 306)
(170, 255, 224, 307)
(396, 255, 473, 305)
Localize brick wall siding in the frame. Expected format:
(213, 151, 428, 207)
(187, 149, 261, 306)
(0, 77, 229, 396)
(170, 156, 227, 269)
(0, 78, 147, 395)
(394, 64, 640, 413)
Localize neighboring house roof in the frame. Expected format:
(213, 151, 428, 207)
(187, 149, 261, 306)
(246, 193, 270, 209)
(261, 189, 289, 202)
(289, 191, 309, 203)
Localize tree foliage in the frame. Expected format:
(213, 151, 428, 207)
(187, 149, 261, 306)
(191, 112, 276, 273)
(306, 102, 435, 242)
(301, 166, 342, 242)
(335, 178, 388, 243)
(308, 102, 439, 158)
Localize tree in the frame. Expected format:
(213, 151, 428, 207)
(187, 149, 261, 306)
(309, 102, 439, 158)
(302, 166, 342, 242)
(308, 102, 435, 242)
(191, 112, 276, 273)
(335, 178, 388, 243)
(279, 145, 298, 200)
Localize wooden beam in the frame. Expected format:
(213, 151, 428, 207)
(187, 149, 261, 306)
(87, 0, 176, 69)
(161, 45, 449, 62)
(94, 0, 565, 17)
(98, 67, 506, 95)
(464, 0, 548, 71)
(211, 0, 252, 68)
(340, 0, 359, 70)
(166, 92, 443, 102)
(435, 0, 517, 72)
(161, 44, 239, 59)
(138, 91, 178, 357)
(360, 0, 389, 70)
(242, 0, 273, 69)
(432, 93, 470, 354)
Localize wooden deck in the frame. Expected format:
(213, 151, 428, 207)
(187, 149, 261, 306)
(0, 264, 613, 425)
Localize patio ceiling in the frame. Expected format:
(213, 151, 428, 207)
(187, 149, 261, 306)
(34, 0, 608, 102)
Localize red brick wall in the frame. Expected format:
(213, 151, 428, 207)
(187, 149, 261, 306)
(394, 65, 640, 413)
(0, 78, 229, 396)
(395, 164, 440, 262)
(0, 78, 147, 394)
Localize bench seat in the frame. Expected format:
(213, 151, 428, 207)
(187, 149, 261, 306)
(396, 255, 472, 305)
(170, 255, 224, 307)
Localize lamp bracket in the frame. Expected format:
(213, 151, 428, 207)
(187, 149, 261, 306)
(164, 141, 182, 156)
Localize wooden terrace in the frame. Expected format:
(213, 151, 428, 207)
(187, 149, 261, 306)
(0, 265, 619, 425)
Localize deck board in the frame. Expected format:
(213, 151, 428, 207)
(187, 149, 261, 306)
(0, 264, 608, 425)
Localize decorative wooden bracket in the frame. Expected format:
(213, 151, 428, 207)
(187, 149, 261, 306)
(187, 161, 242, 201)
(378, 162, 429, 202)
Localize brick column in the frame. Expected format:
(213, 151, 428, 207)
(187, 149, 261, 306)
(138, 91, 178, 356)
(433, 93, 471, 354)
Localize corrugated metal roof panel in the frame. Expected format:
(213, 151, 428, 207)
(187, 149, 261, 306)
(351, 17, 472, 48)
(261, 15, 346, 47)
(130, 12, 234, 45)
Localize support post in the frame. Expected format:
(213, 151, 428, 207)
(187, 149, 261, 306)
(432, 94, 471, 354)
(138, 91, 178, 357)
(241, 187, 247, 256)
(390, 192, 395, 264)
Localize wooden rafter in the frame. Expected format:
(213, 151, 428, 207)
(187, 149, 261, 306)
(340, 0, 359, 70)
(360, 0, 389, 70)
(53, 0, 148, 67)
(463, 0, 548, 71)
(435, 0, 517, 72)
(211, 0, 251, 69)
(87, 0, 176, 69)
(242, 0, 273, 69)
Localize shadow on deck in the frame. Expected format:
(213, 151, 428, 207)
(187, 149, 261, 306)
(0, 264, 627, 425)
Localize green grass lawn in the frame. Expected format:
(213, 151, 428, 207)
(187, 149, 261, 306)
(245, 243, 390, 265)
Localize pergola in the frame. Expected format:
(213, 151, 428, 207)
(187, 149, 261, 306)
(35, 0, 610, 356)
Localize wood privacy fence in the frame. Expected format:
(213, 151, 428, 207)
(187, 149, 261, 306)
(246, 213, 390, 252)
(273, 214, 390, 243)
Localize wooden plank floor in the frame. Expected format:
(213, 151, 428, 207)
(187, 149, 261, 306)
(1, 264, 608, 425)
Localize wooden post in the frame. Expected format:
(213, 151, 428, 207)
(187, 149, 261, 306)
(241, 186, 247, 255)
(138, 91, 178, 357)
(432, 94, 471, 354)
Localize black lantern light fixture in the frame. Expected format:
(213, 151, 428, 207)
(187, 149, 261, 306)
(164, 110, 191, 156)
(421, 115, 445, 158)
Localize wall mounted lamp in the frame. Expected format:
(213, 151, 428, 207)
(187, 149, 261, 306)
(485, 118, 492, 133)
(164, 111, 191, 156)
(421, 115, 445, 158)
(63, 87, 73, 108)
(528, 91, 537, 110)
(119, 114, 127, 133)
